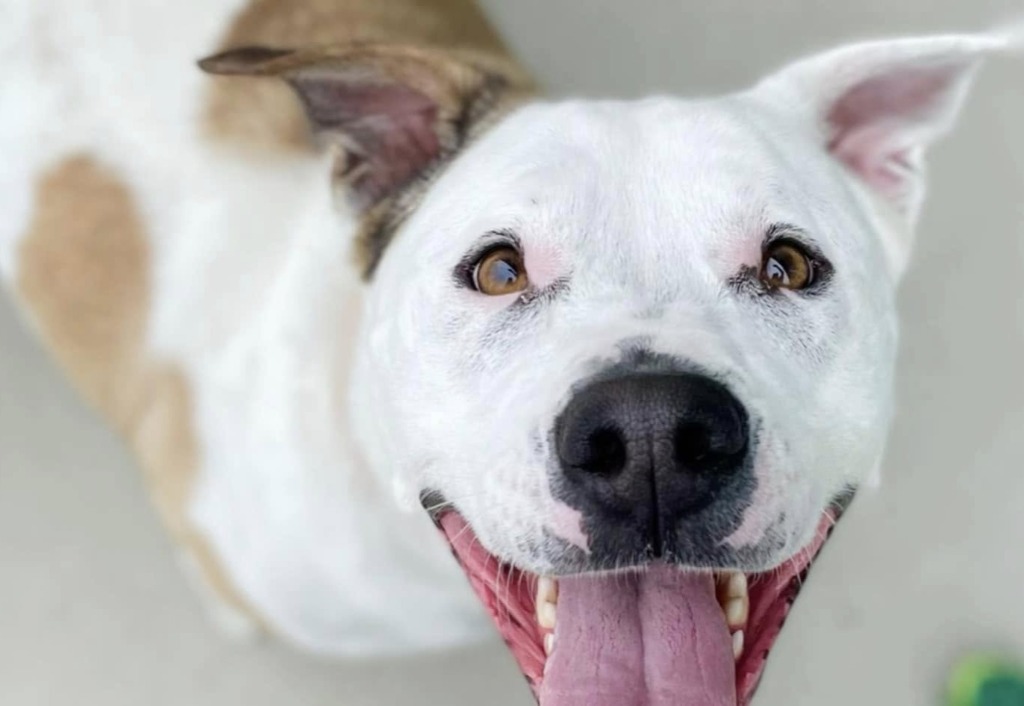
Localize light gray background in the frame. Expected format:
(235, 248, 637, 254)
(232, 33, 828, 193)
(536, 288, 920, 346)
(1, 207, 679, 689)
(2, 1, 1023, 704)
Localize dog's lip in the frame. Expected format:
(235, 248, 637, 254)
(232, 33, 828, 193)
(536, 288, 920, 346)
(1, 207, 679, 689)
(430, 496, 851, 705)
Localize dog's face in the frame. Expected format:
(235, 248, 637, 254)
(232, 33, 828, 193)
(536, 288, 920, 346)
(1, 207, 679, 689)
(357, 95, 898, 575)
(204, 30, 1007, 706)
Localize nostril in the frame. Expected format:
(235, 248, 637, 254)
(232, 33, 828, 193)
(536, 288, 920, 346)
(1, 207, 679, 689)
(674, 423, 712, 466)
(579, 426, 628, 476)
(673, 416, 747, 475)
(556, 371, 750, 487)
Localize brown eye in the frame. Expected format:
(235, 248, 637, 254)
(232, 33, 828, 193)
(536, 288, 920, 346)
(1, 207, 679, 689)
(472, 246, 529, 296)
(760, 241, 814, 291)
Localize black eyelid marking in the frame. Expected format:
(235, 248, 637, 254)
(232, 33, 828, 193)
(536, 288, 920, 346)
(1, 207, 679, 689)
(763, 223, 818, 254)
(727, 223, 835, 298)
(453, 229, 522, 289)
(515, 275, 571, 308)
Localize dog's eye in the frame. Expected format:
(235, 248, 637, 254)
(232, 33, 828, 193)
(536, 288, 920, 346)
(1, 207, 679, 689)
(471, 246, 529, 296)
(761, 241, 814, 291)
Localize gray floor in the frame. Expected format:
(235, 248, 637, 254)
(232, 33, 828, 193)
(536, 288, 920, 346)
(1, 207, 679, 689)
(2, 1, 1024, 704)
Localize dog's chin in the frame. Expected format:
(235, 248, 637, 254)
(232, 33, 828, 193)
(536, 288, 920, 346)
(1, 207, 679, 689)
(432, 507, 846, 706)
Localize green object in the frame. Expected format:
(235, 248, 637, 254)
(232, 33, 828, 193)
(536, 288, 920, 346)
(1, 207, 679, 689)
(948, 655, 1024, 706)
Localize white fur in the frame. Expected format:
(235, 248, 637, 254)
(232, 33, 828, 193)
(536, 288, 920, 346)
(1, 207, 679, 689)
(1, 3, 1015, 655)
(353, 97, 899, 573)
(0, 0, 489, 655)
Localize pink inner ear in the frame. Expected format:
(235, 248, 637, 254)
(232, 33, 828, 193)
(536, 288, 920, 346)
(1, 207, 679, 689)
(825, 63, 962, 207)
(828, 123, 917, 202)
(293, 77, 442, 207)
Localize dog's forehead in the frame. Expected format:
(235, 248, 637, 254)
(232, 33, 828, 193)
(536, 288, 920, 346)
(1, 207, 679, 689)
(479, 99, 784, 200)
(421, 96, 838, 254)
(384, 93, 881, 309)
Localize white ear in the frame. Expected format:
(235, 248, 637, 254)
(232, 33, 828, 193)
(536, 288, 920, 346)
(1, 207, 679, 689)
(753, 32, 1013, 232)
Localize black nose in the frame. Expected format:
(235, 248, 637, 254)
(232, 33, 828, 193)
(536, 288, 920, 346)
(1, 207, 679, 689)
(555, 373, 749, 552)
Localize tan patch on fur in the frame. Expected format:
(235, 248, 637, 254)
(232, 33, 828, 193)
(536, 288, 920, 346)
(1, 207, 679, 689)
(132, 367, 257, 623)
(18, 156, 149, 423)
(17, 156, 257, 623)
(204, 0, 529, 152)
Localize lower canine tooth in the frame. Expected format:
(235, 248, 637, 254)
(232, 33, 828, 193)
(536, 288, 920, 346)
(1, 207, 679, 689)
(544, 633, 556, 655)
(732, 630, 745, 660)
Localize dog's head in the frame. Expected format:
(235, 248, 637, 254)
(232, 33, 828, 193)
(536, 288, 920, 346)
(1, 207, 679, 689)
(202, 31, 1011, 706)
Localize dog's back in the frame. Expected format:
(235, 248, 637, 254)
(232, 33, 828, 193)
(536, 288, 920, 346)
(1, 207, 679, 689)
(0, 0, 519, 653)
(1, 0, 260, 624)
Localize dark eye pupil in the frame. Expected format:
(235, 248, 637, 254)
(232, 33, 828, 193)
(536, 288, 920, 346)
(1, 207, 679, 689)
(489, 259, 518, 285)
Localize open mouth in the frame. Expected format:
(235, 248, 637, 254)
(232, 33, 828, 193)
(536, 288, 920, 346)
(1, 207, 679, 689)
(433, 503, 846, 705)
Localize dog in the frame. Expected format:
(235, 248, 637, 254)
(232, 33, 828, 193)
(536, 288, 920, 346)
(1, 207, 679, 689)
(1, 1, 1019, 703)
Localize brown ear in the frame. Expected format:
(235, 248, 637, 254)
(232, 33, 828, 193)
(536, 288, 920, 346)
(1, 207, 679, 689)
(200, 44, 530, 211)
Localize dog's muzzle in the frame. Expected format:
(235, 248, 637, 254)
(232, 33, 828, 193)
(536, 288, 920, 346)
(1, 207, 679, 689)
(430, 368, 847, 706)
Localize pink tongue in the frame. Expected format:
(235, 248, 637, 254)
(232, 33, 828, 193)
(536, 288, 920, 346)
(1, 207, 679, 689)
(539, 566, 736, 706)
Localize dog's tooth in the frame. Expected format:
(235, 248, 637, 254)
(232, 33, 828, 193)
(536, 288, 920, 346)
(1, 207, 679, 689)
(536, 576, 558, 605)
(716, 572, 750, 630)
(732, 630, 745, 660)
(536, 577, 558, 630)
(725, 598, 748, 629)
(726, 572, 748, 599)
(544, 633, 556, 655)
(537, 602, 557, 630)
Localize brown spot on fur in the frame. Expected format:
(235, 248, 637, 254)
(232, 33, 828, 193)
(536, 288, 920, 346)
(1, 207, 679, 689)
(17, 156, 257, 623)
(18, 156, 149, 423)
(204, 0, 528, 153)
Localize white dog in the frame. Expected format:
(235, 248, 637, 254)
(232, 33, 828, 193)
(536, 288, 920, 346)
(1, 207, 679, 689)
(1, 1, 1018, 703)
